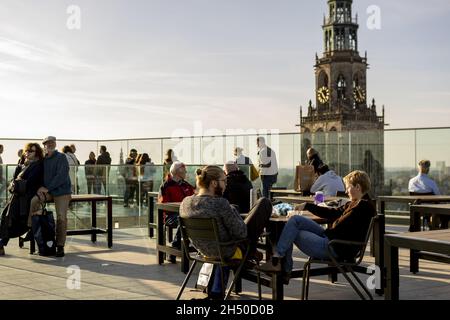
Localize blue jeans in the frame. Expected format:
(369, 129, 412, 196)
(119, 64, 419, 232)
(276, 215, 332, 273)
(261, 174, 277, 199)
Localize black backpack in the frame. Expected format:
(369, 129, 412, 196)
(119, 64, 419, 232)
(31, 202, 56, 256)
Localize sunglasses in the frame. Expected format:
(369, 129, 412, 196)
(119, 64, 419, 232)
(25, 149, 36, 153)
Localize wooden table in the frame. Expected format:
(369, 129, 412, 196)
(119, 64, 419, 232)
(30, 194, 113, 253)
(155, 202, 189, 273)
(384, 229, 450, 300)
(270, 189, 304, 199)
(147, 191, 159, 238)
(409, 204, 450, 273)
(376, 195, 450, 294)
(274, 196, 345, 205)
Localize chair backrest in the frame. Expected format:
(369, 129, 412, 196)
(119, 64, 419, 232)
(355, 215, 378, 264)
(179, 217, 225, 263)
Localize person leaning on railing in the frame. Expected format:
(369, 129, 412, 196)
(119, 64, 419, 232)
(257, 170, 376, 284)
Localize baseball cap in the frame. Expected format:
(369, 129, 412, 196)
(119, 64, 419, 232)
(42, 136, 56, 145)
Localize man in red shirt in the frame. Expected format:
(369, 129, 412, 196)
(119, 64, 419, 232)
(158, 161, 195, 261)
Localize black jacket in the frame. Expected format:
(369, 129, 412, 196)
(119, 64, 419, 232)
(0, 161, 44, 242)
(223, 170, 253, 213)
(13, 160, 44, 200)
(304, 198, 375, 260)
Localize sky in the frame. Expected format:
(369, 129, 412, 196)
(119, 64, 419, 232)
(0, 0, 449, 140)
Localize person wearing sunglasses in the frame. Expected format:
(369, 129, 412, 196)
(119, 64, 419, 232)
(0, 143, 44, 256)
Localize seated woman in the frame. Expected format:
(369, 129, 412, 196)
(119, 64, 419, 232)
(258, 170, 375, 279)
(180, 165, 272, 299)
(0, 143, 44, 255)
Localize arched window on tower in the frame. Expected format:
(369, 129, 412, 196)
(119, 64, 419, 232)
(344, 4, 351, 22)
(336, 4, 344, 23)
(349, 30, 357, 51)
(319, 71, 329, 88)
(337, 74, 347, 101)
(353, 73, 360, 88)
(335, 29, 345, 50)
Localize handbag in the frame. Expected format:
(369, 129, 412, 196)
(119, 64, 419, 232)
(31, 201, 56, 256)
(249, 164, 260, 181)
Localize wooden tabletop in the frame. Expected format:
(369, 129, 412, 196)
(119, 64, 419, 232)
(270, 189, 303, 196)
(377, 195, 450, 203)
(270, 211, 328, 224)
(410, 203, 450, 216)
(274, 196, 345, 204)
(69, 194, 112, 201)
(155, 202, 181, 212)
(385, 229, 450, 254)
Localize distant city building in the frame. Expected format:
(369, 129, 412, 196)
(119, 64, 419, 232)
(297, 0, 385, 196)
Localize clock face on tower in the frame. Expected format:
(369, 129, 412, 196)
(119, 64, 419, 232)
(317, 86, 330, 104)
(353, 86, 366, 103)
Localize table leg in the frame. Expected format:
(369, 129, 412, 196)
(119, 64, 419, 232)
(271, 274, 284, 301)
(148, 195, 155, 238)
(374, 202, 385, 295)
(384, 239, 399, 300)
(107, 198, 113, 248)
(410, 210, 421, 273)
(91, 200, 97, 243)
(157, 208, 165, 265)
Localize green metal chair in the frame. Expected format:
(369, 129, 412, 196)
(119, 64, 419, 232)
(302, 215, 377, 300)
(176, 217, 250, 300)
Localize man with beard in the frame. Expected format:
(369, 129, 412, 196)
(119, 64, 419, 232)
(180, 165, 272, 299)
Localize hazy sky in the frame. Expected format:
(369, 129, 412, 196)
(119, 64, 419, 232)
(0, 0, 449, 140)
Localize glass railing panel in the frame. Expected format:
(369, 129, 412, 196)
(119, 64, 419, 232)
(416, 128, 450, 195)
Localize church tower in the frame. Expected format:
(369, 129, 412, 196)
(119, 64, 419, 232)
(301, 0, 384, 132)
(299, 0, 385, 195)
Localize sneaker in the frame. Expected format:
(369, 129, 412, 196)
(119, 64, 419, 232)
(256, 256, 282, 273)
(56, 246, 65, 257)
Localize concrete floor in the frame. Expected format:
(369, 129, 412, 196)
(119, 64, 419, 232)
(0, 227, 448, 300)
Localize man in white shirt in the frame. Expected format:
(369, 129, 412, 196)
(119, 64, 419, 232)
(310, 165, 345, 197)
(257, 137, 278, 199)
(408, 160, 440, 195)
(408, 160, 446, 229)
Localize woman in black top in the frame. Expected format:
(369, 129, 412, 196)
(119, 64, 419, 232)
(258, 171, 375, 278)
(0, 143, 44, 255)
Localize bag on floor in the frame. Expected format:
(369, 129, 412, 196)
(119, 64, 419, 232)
(31, 203, 56, 255)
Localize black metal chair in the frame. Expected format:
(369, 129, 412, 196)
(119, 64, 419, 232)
(176, 217, 250, 300)
(301, 216, 377, 300)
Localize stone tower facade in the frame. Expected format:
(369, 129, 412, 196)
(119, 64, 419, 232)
(299, 0, 385, 195)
